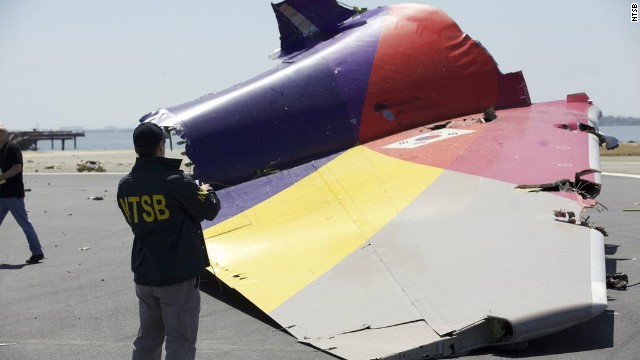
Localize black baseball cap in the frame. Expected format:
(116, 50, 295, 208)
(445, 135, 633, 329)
(133, 122, 168, 148)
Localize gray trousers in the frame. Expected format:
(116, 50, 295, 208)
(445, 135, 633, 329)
(133, 278, 200, 360)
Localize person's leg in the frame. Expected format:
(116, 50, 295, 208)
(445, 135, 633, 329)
(159, 278, 200, 360)
(0, 199, 9, 225)
(4, 197, 43, 255)
(132, 284, 165, 360)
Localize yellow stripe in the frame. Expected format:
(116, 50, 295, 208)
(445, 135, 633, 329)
(204, 147, 443, 313)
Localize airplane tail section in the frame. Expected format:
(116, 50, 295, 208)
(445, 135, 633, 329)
(272, 0, 358, 54)
(496, 71, 531, 109)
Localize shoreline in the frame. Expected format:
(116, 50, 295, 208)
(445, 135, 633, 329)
(22, 149, 191, 174)
(21, 149, 640, 176)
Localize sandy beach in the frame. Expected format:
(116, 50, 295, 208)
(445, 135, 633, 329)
(22, 149, 192, 174)
(21, 149, 640, 176)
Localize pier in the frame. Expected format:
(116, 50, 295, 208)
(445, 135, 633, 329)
(9, 130, 85, 151)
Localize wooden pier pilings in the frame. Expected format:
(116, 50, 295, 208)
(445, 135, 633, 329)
(9, 130, 85, 151)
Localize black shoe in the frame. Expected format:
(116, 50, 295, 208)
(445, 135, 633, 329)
(26, 253, 45, 264)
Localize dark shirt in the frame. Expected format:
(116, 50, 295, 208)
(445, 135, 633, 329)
(117, 157, 221, 286)
(0, 141, 25, 198)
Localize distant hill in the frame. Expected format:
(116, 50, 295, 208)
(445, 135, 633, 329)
(600, 116, 640, 126)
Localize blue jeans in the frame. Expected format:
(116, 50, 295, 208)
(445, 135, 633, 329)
(0, 196, 43, 255)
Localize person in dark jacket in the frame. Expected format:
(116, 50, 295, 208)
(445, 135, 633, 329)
(0, 123, 45, 264)
(117, 122, 220, 360)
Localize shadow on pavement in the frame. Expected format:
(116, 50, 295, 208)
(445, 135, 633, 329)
(0, 263, 30, 270)
(199, 271, 281, 330)
(468, 310, 615, 358)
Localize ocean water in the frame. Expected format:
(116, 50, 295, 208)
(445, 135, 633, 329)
(26, 125, 640, 151)
(30, 130, 185, 151)
(599, 126, 640, 143)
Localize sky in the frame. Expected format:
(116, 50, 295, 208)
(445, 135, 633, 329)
(0, 0, 638, 130)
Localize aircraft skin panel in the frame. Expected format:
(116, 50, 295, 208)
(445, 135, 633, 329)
(370, 98, 599, 190)
(133, 1, 613, 357)
(204, 146, 443, 314)
(148, 4, 527, 188)
(155, 7, 387, 186)
(201, 153, 340, 228)
(271, 0, 358, 54)
(358, 4, 501, 143)
(201, 95, 606, 358)
(446, 100, 596, 185)
(320, 7, 384, 129)
(269, 242, 425, 340)
(260, 171, 604, 357)
(305, 321, 446, 360)
(365, 170, 603, 337)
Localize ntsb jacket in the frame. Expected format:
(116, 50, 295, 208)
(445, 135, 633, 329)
(117, 157, 220, 286)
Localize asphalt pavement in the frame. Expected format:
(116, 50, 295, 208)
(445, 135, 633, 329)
(1, 173, 638, 360)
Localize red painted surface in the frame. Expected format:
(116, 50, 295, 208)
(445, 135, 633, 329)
(358, 4, 503, 143)
(369, 97, 597, 191)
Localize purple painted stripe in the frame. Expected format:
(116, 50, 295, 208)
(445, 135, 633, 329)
(165, 8, 387, 188)
(202, 152, 341, 229)
(326, 7, 386, 139)
(175, 59, 353, 187)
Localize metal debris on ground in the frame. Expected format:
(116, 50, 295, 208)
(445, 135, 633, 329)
(606, 273, 629, 290)
(553, 210, 608, 236)
(76, 160, 106, 172)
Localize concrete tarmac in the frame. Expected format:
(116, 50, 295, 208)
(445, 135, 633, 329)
(1, 172, 639, 360)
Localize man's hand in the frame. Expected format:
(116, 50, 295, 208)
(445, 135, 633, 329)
(0, 163, 21, 182)
(199, 183, 212, 192)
